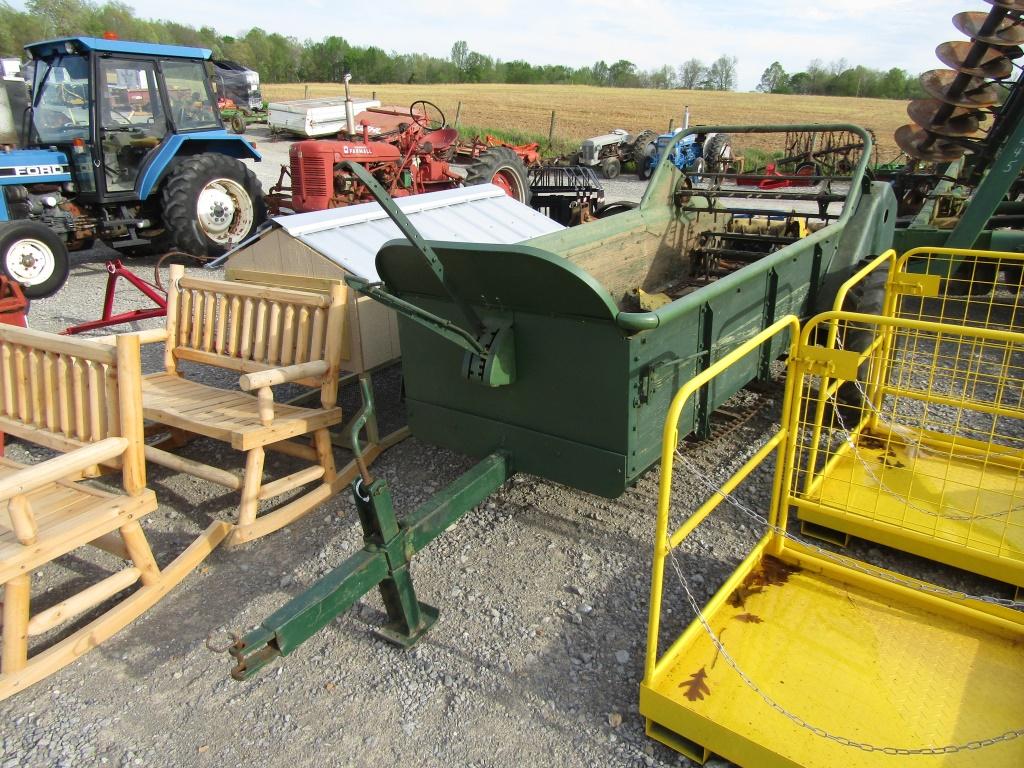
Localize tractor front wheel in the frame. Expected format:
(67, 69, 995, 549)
(463, 147, 531, 205)
(0, 220, 70, 299)
(161, 153, 266, 259)
(600, 157, 621, 179)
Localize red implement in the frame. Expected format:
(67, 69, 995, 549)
(738, 162, 817, 189)
(62, 259, 167, 335)
(0, 278, 27, 328)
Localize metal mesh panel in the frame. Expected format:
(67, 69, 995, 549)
(792, 250, 1024, 585)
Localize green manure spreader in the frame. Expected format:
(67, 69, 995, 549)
(227, 124, 897, 676)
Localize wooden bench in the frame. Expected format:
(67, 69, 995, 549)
(224, 268, 410, 482)
(0, 325, 228, 701)
(137, 265, 347, 545)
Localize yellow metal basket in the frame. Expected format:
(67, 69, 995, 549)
(795, 247, 1024, 587)
(641, 313, 1024, 767)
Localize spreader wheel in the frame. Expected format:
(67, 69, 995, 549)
(464, 146, 531, 205)
(594, 200, 639, 218)
(836, 259, 889, 406)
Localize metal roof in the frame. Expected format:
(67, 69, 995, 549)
(272, 184, 564, 281)
(25, 37, 212, 61)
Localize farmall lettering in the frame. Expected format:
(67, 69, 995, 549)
(341, 146, 373, 156)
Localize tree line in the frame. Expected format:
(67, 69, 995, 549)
(1, 0, 920, 99)
(757, 59, 925, 100)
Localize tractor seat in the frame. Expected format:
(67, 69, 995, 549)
(422, 127, 458, 152)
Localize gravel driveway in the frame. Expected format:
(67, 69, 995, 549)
(0, 132, 1014, 768)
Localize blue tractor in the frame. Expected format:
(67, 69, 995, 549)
(0, 36, 265, 298)
(636, 129, 732, 181)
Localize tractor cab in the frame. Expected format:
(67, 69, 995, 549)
(26, 37, 223, 203)
(0, 36, 263, 299)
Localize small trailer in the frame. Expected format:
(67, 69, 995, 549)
(267, 96, 382, 137)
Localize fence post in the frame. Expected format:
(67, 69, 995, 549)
(548, 110, 557, 145)
(304, 85, 309, 99)
(454, 101, 462, 127)
(668, 118, 674, 132)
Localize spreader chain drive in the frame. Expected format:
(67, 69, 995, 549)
(461, 325, 516, 387)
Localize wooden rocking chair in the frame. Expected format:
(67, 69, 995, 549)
(134, 265, 346, 546)
(0, 326, 228, 700)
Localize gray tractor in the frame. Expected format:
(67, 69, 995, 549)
(576, 128, 656, 179)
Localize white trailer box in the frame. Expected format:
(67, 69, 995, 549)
(267, 96, 381, 137)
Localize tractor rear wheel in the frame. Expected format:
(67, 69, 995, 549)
(631, 130, 657, 177)
(0, 220, 69, 299)
(836, 259, 889, 407)
(161, 153, 266, 259)
(703, 133, 733, 174)
(463, 147, 531, 205)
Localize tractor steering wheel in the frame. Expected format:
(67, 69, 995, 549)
(103, 106, 136, 127)
(410, 100, 446, 130)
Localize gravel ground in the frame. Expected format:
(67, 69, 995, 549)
(0, 133, 1016, 768)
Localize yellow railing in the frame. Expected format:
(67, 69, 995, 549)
(830, 249, 897, 312)
(643, 315, 801, 683)
(791, 307, 1024, 585)
(894, 246, 1024, 329)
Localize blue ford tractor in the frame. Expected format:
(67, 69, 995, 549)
(636, 129, 732, 181)
(0, 36, 265, 298)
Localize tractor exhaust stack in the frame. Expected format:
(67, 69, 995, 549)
(343, 71, 356, 138)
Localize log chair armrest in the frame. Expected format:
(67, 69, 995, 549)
(238, 360, 330, 392)
(92, 328, 170, 346)
(0, 437, 129, 502)
(239, 361, 330, 428)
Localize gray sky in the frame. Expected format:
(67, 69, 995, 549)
(16, 0, 981, 90)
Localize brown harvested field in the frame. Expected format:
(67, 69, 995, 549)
(262, 82, 909, 160)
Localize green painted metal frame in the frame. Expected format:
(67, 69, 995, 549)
(229, 453, 510, 679)
(371, 124, 895, 497)
(226, 124, 898, 678)
(946, 110, 1024, 249)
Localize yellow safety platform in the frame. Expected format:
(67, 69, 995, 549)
(794, 247, 1024, 587)
(641, 315, 1024, 767)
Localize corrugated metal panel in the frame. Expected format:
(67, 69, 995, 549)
(271, 184, 564, 280)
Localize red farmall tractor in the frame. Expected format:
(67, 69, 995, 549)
(273, 100, 531, 214)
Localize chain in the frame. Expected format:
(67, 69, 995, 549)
(819, 333, 1015, 522)
(826, 387, 1011, 522)
(673, 450, 1024, 609)
(664, 549, 1024, 754)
